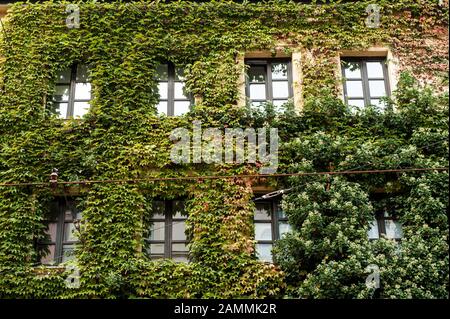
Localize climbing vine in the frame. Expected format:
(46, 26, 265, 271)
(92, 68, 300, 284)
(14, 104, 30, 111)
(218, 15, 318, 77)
(0, 0, 448, 298)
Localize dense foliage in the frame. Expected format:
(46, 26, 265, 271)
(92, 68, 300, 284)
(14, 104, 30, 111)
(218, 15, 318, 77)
(0, 0, 448, 298)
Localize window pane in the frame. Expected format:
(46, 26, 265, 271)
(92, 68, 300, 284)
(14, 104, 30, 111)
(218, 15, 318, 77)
(74, 83, 91, 100)
(385, 220, 403, 239)
(62, 245, 75, 262)
(272, 81, 289, 98)
(157, 101, 168, 115)
(173, 201, 186, 218)
(149, 222, 165, 240)
(278, 221, 292, 238)
(158, 82, 168, 99)
(248, 66, 266, 82)
(149, 243, 165, 254)
(172, 243, 188, 252)
(348, 99, 365, 109)
(251, 101, 265, 109)
(76, 64, 90, 82)
(174, 82, 188, 99)
(271, 63, 288, 80)
(54, 85, 70, 102)
(174, 101, 190, 116)
(152, 201, 165, 219)
(368, 80, 386, 97)
(156, 64, 168, 81)
(346, 81, 364, 97)
(366, 62, 384, 78)
(368, 220, 379, 239)
(370, 99, 385, 108)
(54, 102, 68, 119)
(255, 223, 272, 241)
(277, 204, 286, 219)
(40, 244, 56, 264)
(254, 203, 272, 220)
(250, 84, 266, 100)
(343, 62, 362, 79)
(73, 102, 90, 118)
(64, 223, 78, 242)
(256, 243, 272, 262)
(172, 220, 186, 241)
(45, 222, 58, 242)
(175, 68, 185, 81)
(56, 69, 72, 83)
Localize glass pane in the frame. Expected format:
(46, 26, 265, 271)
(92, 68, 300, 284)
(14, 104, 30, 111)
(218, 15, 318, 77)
(73, 102, 90, 118)
(278, 222, 292, 238)
(74, 83, 91, 100)
(158, 82, 168, 99)
(254, 203, 272, 220)
(248, 66, 266, 82)
(54, 103, 68, 118)
(173, 255, 189, 263)
(343, 61, 361, 79)
(172, 221, 186, 241)
(174, 82, 189, 99)
(56, 68, 72, 83)
(256, 243, 272, 262)
(348, 99, 366, 109)
(173, 201, 186, 219)
(150, 255, 164, 261)
(366, 62, 384, 78)
(385, 220, 403, 239)
(62, 245, 75, 262)
(271, 63, 288, 80)
(53, 85, 70, 102)
(273, 100, 288, 108)
(174, 101, 190, 116)
(255, 223, 272, 241)
(175, 68, 185, 81)
(152, 201, 165, 219)
(249, 84, 266, 100)
(45, 222, 58, 242)
(368, 80, 386, 97)
(149, 222, 165, 240)
(277, 204, 286, 219)
(76, 64, 90, 82)
(250, 101, 265, 109)
(157, 101, 168, 115)
(64, 223, 78, 242)
(40, 244, 56, 264)
(368, 220, 379, 239)
(172, 243, 188, 252)
(346, 81, 364, 97)
(272, 81, 289, 98)
(156, 64, 168, 81)
(149, 243, 164, 254)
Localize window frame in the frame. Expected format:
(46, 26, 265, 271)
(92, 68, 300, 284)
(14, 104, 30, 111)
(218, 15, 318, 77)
(341, 57, 391, 108)
(156, 62, 193, 116)
(147, 200, 189, 261)
(52, 63, 91, 119)
(253, 199, 289, 262)
(244, 58, 294, 107)
(37, 199, 81, 265)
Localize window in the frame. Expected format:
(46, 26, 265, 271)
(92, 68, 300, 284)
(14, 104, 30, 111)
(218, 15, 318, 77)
(368, 211, 403, 241)
(155, 63, 192, 116)
(37, 199, 82, 265)
(52, 63, 91, 118)
(245, 59, 293, 110)
(341, 58, 390, 110)
(254, 200, 292, 262)
(147, 200, 189, 262)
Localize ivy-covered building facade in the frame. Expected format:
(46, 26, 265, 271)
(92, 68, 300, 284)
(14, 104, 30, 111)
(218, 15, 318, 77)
(0, 0, 448, 298)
